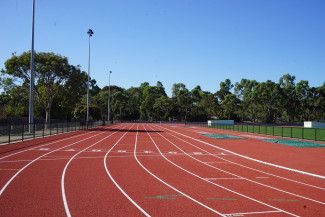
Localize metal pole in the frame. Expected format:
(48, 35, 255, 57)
(86, 29, 94, 128)
(108, 70, 112, 123)
(29, 0, 35, 133)
(86, 36, 90, 127)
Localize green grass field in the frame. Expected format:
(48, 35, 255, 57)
(209, 124, 325, 142)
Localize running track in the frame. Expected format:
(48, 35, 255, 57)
(0, 123, 324, 216)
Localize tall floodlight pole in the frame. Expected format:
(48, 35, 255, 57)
(107, 71, 112, 123)
(29, 0, 36, 133)
(86, 29, 93, 127)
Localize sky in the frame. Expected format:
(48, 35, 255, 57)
(1, 0, 324, 95)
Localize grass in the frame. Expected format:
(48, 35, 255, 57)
(209, 124, 325, 142)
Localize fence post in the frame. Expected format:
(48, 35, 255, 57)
(42, 123, 45, 137)
(8, 122, 11, 144)
(22, 124, 24, 141)
(33, 123, 35, 138)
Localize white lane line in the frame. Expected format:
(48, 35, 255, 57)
(157, 126, 325, 205)
(205, 178, 243, 180)
(0, 131, 106, 196)
(161, 127, 325, 186)
(147, 125, 299, 217)
(0, 131, 94, 160)
(103, 125, 151, 217)
(61, 125, 127, 217)
(205, 161, 229, 164)
(224, 210, 282, 216)
(170, 125, 325, 180)
(137, 125, 225, 216)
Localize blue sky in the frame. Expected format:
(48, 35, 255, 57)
(1, 0, 324, 95)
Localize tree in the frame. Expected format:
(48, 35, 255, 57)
(235, 79, 258, 121)
(221, 94, 240, 120)
(3, 52, 72, 125)
(216, 79, 233, 101)
(251, 80, 283, 123)
(171, 83, 191, 121)
(279, 74, 299, 123)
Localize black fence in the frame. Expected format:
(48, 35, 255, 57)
(0, 120, 106, 145)
(183, 122, 325, 142)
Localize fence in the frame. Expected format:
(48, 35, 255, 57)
(207, 124, 325, 142)
(0, 120, 105, 145)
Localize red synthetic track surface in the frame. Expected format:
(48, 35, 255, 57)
(0, 123, 324, 217)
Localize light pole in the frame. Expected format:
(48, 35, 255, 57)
(86, 29, 93, 127)
(29, 0, 36, 133)
(107, 70, 112, 123)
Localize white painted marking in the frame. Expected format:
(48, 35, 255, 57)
(0, 130, 95, 160)
(103, 125, 151, 217)
(117, 150, 127, 153)
(0, 131, 106, 196)
(205, 177, 243, 180)
(205, 161, 229, 164)
(65, 149, 75, 152)
(39, 148, 50, 151)
(193, 152, 203, 155)
(163, 126, 325, 179)
(168, 151, 177, 154)
(157, 125, 325, 204)
(144, 150, 153, 154)
(171, 129, 325, 191)
(61, 126, 125, 217)
(138, 126, 225, 216)
(91, 149, 102, 152)
(148, 125, 300, 216)
(225, 210, 282, 216)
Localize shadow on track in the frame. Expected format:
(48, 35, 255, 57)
(88, 128, 163, 133)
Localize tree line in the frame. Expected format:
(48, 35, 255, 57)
(1, 51, 324, 124)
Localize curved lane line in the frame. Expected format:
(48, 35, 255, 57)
(150, 125, 325, 205)
(145, 125, 299, 217)
(0, 130, 106, 196)
(0, 131, 94, 160)
(137, 125, 226, 217)
(103, 124, 151, 217)
(61, 124, 128, 217)
(160, 125, 325, 179)
(162, 125, 325, 190)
